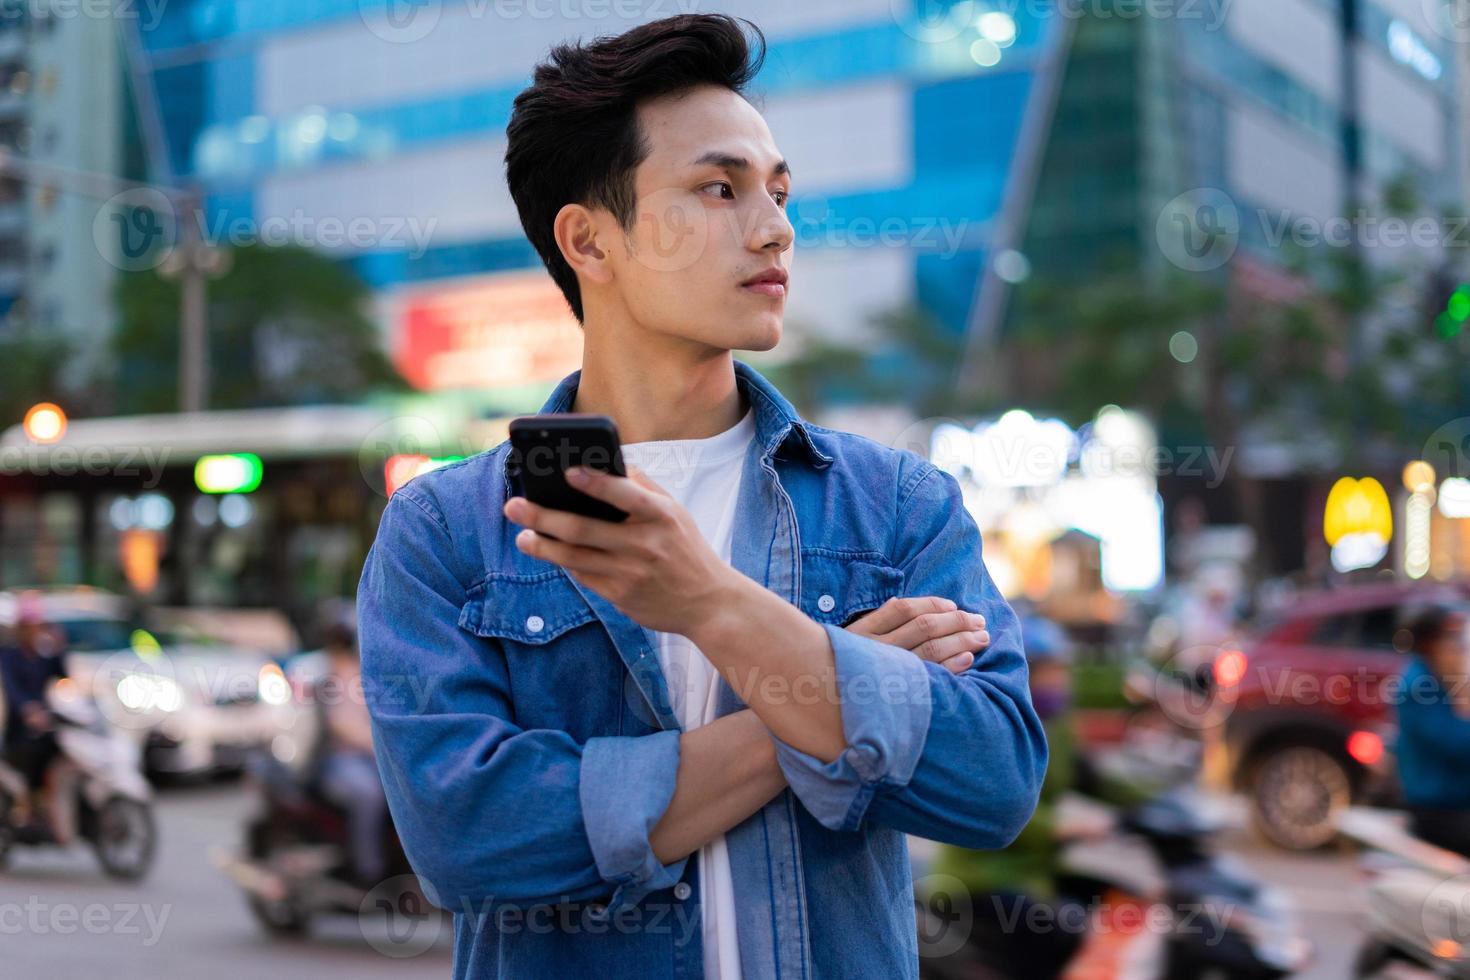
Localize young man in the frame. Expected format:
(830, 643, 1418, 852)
(357, 14, 1046, 979)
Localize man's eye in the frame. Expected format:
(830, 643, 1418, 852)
(773, 190, 789, 207)
(700, 181, 734, 199)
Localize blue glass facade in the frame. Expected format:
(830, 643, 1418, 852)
(133, 1, 1069, 338)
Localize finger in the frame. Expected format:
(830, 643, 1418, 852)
(851, 596, 955, 636)
(940, 651, 976, 674)
(911, 630, 990, 666)
(565, 466, 665, 520)
(881, 609, 988, 652)
(503, 496, 628, 551)
(514, 528, 627, 577)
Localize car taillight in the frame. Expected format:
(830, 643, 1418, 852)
(1347, 730, 1384, 766)
(1214, 649, 1247, 687)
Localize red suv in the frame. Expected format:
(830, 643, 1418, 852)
(1222, 582, 1470, 850)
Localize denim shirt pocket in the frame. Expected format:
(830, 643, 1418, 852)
(458, 570, 623, 738)
(459, 569, 599, 643)
(800, 549, 906, 628)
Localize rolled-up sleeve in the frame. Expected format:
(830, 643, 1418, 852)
(357, 487, 688, 914)
(771, 459, 1048, 849)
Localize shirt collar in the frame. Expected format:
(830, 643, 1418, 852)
(501, 357, 832, 497)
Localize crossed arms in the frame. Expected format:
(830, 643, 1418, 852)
(357, 459, 1046, 913)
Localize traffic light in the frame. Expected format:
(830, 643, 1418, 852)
(1431, 279, 1470, 340)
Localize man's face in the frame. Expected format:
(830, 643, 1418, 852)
(600, 84, 794, 350)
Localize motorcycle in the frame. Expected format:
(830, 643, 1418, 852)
(0, 680, 157, 880)
(214, 732, 428, 936)
(1339, 806, 1470, 979)
(917, 790, 1313, 979)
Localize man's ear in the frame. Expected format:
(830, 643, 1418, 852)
(554, 203, 614, 287)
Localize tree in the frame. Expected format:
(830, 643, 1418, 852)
(109, 243, 407, 414)
(0, 326, 75, 425)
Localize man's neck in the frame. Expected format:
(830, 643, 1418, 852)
(572, 323, 747, 445)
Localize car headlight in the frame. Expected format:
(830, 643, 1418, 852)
(116, 672, 185, 713)
(258, 663, 291, 707)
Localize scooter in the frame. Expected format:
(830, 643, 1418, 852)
(917, 790, 1314, 980)
(1339, 806, 1470, 979)
(0, 681, 157, 880)
(215, 738, 429, 936)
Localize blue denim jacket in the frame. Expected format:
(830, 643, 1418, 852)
(357, 358, 1047, 979)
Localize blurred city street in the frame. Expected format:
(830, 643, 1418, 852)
(2, 0, 1470, 976)
(0, 778, 452, 977)
(0, 781, 1367, 979)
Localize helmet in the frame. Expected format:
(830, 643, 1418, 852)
(1020, 614, 1073, 666)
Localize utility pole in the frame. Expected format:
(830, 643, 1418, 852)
(159, 188, 229, 414)
(0, 150, 229, 413)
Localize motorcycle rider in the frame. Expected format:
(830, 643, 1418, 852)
(1395, 605, 1470, 857)
(0, 592, 71, 843)
(313, 618, 390, 888)
(923, 609, 1153, 979)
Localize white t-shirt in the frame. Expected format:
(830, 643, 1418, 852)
(620, 404, 756, 980)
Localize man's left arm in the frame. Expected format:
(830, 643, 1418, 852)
(763, 459, 1047, 849)
(508, 457, 1047, 850)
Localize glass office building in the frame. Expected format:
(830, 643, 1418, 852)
(1025, 0, 1463, 281)
(131, 0, 1069, 399)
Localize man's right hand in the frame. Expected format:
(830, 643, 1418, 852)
(843, 596, 989, 674)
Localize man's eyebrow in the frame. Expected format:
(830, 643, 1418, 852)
(690, 151, 791, 180)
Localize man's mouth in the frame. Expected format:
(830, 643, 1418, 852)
(740, 268, 788, 297)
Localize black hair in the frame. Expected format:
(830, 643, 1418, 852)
(1405, 606, 1467, 657)
(322, 621, 357, 654)
(504, 14, 766, 322)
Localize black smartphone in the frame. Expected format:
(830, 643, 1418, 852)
(507, 413, 629, 523)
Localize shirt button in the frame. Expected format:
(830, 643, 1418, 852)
(586, 901, 607, 920)
(817, 594, 836, 613)
(673, 882, 692, 900)
(525, 615, 545, 634)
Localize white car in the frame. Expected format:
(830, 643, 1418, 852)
(0, 588, 300, 780)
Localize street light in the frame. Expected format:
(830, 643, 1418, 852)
(22, 401, 66, 443)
